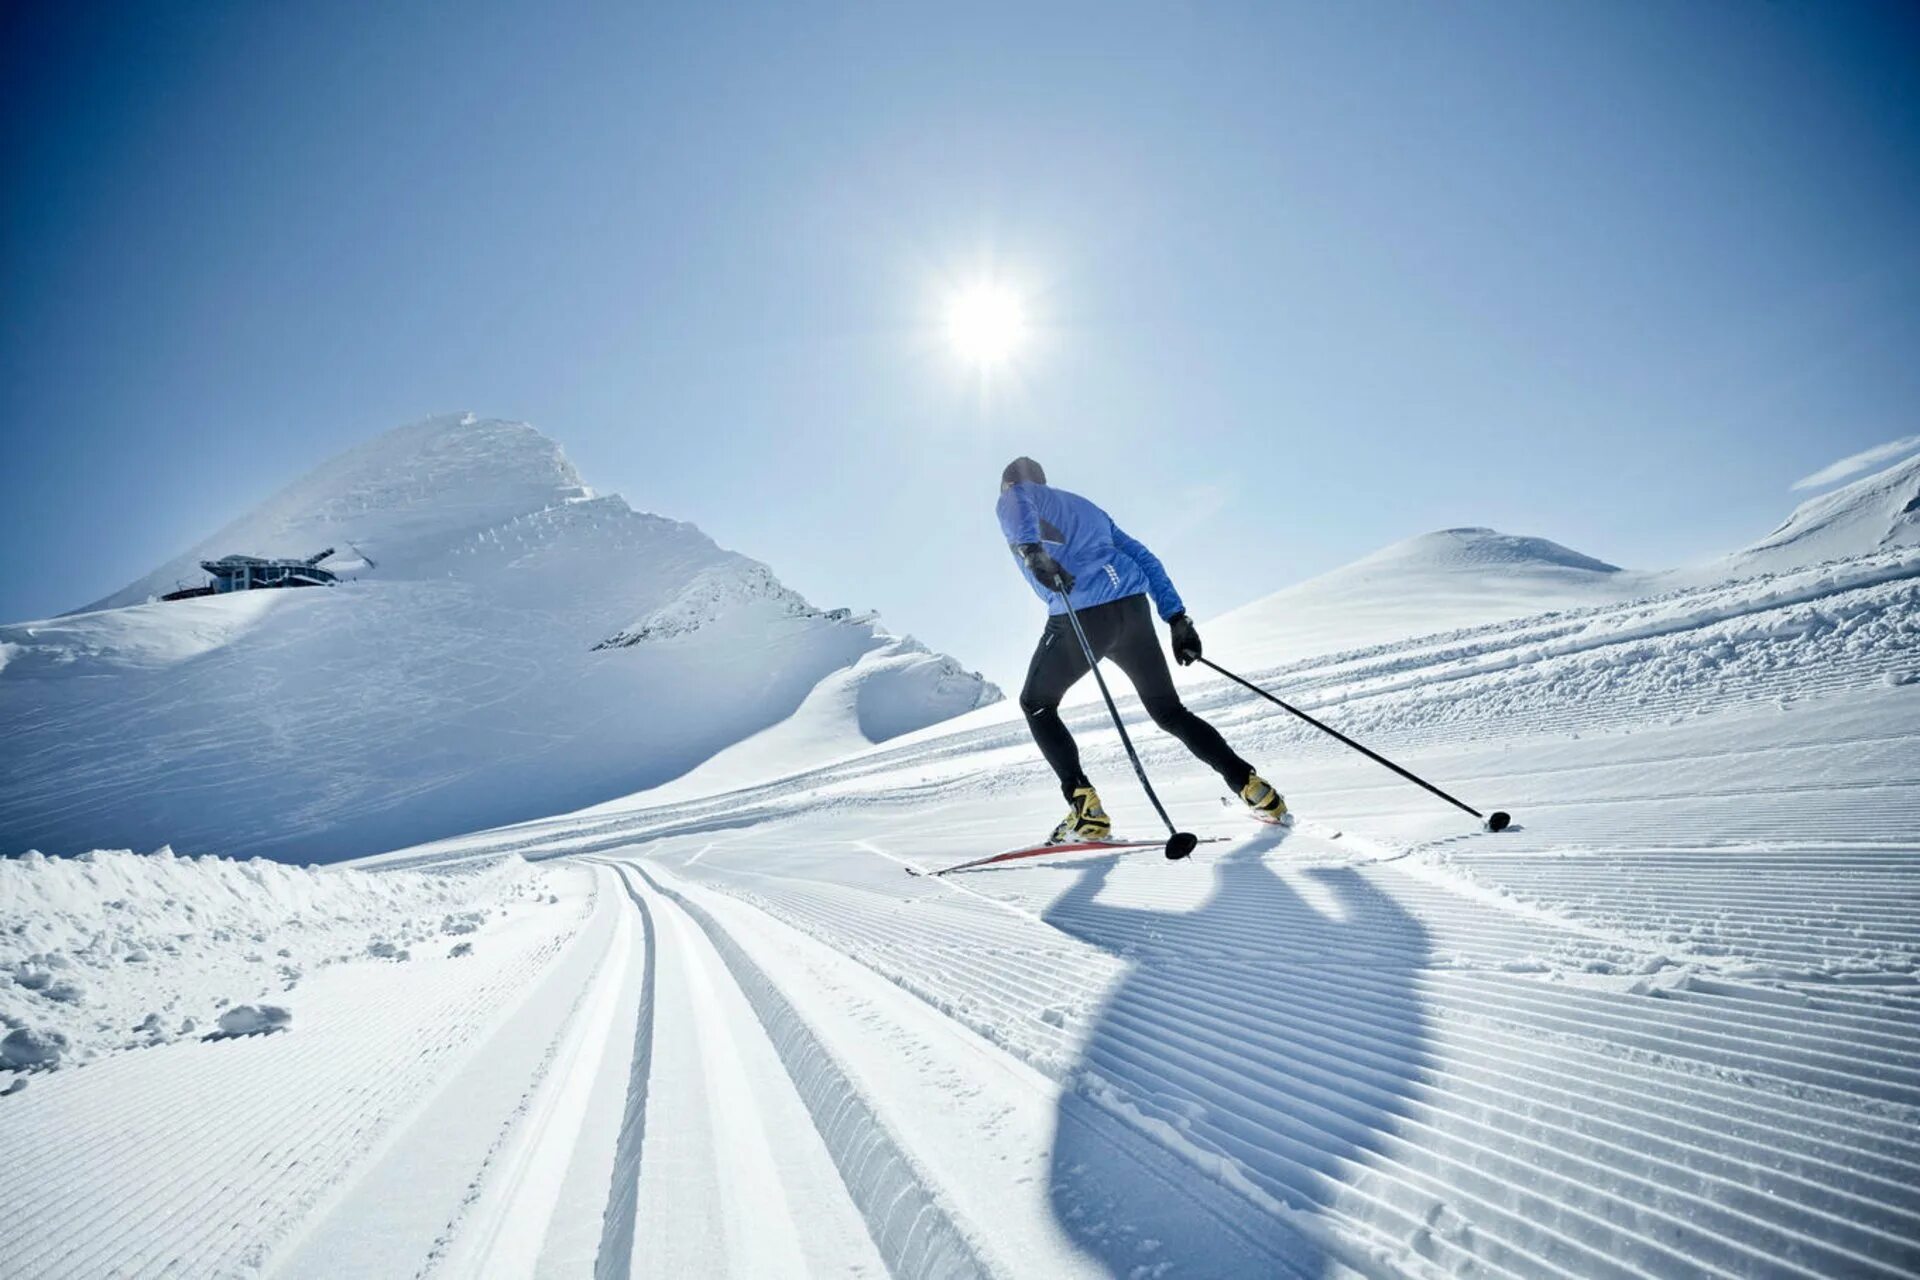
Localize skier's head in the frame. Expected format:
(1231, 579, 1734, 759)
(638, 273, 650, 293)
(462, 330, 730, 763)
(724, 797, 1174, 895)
(1000, 456, 1046, 492)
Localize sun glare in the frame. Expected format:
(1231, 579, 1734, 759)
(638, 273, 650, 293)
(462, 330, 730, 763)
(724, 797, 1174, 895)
(946, 283, 1028, 366)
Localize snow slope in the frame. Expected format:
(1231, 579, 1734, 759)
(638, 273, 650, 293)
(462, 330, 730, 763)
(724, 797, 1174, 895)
(1712, 447, 1920, 579)
(0, 414, 998, 863)
(1208, 449, 1920, 668)
(3, 440, 1917, 1278)
(1205, 527, 1641, 664)
(4, 527, 1914, 1278)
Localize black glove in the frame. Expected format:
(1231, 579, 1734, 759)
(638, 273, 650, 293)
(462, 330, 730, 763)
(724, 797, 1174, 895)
(1021, 545, 1075, 593)
(1169, 612, 1202, 666)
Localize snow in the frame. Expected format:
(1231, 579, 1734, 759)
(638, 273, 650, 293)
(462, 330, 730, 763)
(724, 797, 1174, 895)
(1, 445, 1917, 1277)
(604, 633, 1010, 809)
(0, 414, 997, 863)
(1714, 448, 1920, 577)
(216, 1003, 292, 1037)
(1, 1026, 68, 1070)
(1208, 448, 1920, 668)
(1206, 526, 1650, 665)
(0, 845, 563, 1070)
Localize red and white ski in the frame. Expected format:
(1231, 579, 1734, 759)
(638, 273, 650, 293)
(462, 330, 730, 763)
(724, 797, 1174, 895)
(906, 835, 1227, 877)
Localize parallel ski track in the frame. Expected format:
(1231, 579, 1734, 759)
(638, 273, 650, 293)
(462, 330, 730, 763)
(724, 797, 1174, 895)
(593, 867, 658, 1280)
(605, 858, 988, 1278)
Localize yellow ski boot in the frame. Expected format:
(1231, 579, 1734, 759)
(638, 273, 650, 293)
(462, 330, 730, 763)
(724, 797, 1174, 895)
(1240, 773, 1289, 825)
(1049, 785, 1113, 844)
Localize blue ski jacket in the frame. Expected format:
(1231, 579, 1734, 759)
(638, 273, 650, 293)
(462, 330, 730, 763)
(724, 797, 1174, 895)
(996, 482, 1185, 620)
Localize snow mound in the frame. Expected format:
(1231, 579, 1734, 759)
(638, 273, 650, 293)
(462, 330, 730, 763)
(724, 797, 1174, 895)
(1206, 526, 1640, 665)
(1, 414, 998, 861)
(612, 634, 1005, 805)
(1, 1026, 68, 1070)
(0, 846, 558, 1071)
(215, 1004, 291, 1037)
(1374, 527, 1622, 575)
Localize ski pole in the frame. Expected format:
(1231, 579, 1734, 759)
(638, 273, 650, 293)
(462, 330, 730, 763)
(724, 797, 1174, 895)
(1194, 656, 1511, 832)
(1053, 579, 1200, 860)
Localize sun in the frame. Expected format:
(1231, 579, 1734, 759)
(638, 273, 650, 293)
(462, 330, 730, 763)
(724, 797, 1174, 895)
(945, 282, 1029, 366)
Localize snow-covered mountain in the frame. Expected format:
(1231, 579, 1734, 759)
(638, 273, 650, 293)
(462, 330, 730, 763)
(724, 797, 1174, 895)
(1207, 450, 1920, 666)
(0, 414, 998, 862)
(1205, 526, 1643, 665)
(1712, 447, 1920, 579)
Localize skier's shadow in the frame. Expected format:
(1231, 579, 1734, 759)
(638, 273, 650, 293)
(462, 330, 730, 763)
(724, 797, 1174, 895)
(1039, 830, 1431, 1276)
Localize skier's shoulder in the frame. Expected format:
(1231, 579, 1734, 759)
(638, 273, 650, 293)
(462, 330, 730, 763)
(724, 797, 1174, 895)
(1043, 485, 1110, 522)
(1001, 480, 1085, 520)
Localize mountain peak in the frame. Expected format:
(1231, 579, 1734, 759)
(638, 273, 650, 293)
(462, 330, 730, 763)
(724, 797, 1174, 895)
(85, 413, 587, 611)
(9, 414, 997, 861)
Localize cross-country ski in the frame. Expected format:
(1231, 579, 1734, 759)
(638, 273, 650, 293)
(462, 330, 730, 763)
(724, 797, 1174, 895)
(905, 835, 1231, 877)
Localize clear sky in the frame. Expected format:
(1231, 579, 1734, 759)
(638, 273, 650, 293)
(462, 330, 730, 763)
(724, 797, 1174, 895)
(4, 2, 1917, 688)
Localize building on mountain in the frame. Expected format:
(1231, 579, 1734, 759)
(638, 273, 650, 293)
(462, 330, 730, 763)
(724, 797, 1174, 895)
(197, 547, 341, 594)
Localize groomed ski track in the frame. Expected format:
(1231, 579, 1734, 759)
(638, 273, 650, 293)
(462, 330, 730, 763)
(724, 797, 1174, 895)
(2, 552, 1917, 1277)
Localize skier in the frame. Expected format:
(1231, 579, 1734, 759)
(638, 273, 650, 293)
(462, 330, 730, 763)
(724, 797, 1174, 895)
(996, 456, 1287, 843)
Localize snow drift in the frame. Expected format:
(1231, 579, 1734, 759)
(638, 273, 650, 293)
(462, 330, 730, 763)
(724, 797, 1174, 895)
(0, 846, 561, 1070)
(0, 414, 998, 862)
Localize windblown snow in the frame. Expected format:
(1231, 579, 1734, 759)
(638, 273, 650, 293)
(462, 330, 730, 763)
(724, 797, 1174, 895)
(0, 414, 998, 862)
(2, 446, 1917, 1279)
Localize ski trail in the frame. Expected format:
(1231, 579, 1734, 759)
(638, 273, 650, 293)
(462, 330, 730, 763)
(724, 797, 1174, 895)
(620, 856, 992, 1278)
(591, 868, 658, 1280)
(597, 859, 887, 1278)
(433, 865, 636, 1277)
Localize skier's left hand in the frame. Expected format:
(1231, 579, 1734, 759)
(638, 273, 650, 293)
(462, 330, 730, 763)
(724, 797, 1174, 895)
(1169, 612, 1202, 666)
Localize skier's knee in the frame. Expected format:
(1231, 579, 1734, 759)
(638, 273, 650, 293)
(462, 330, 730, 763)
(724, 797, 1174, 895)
(1141, 694, 1187, 728)
(1020, 690, 1060, 721)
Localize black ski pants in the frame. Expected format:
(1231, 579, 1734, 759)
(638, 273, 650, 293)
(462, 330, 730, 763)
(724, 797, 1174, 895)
(1019, 593, 1253, 800)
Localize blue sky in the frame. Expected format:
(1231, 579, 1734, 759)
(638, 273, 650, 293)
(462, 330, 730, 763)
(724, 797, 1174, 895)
(4, 2, 1917, 687)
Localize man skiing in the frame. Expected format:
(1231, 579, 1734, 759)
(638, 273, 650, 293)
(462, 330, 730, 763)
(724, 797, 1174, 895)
(996, 456, 1287, 843)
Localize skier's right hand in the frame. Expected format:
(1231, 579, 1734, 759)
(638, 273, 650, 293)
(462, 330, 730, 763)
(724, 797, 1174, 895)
(1022, 545, 1075, 594)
